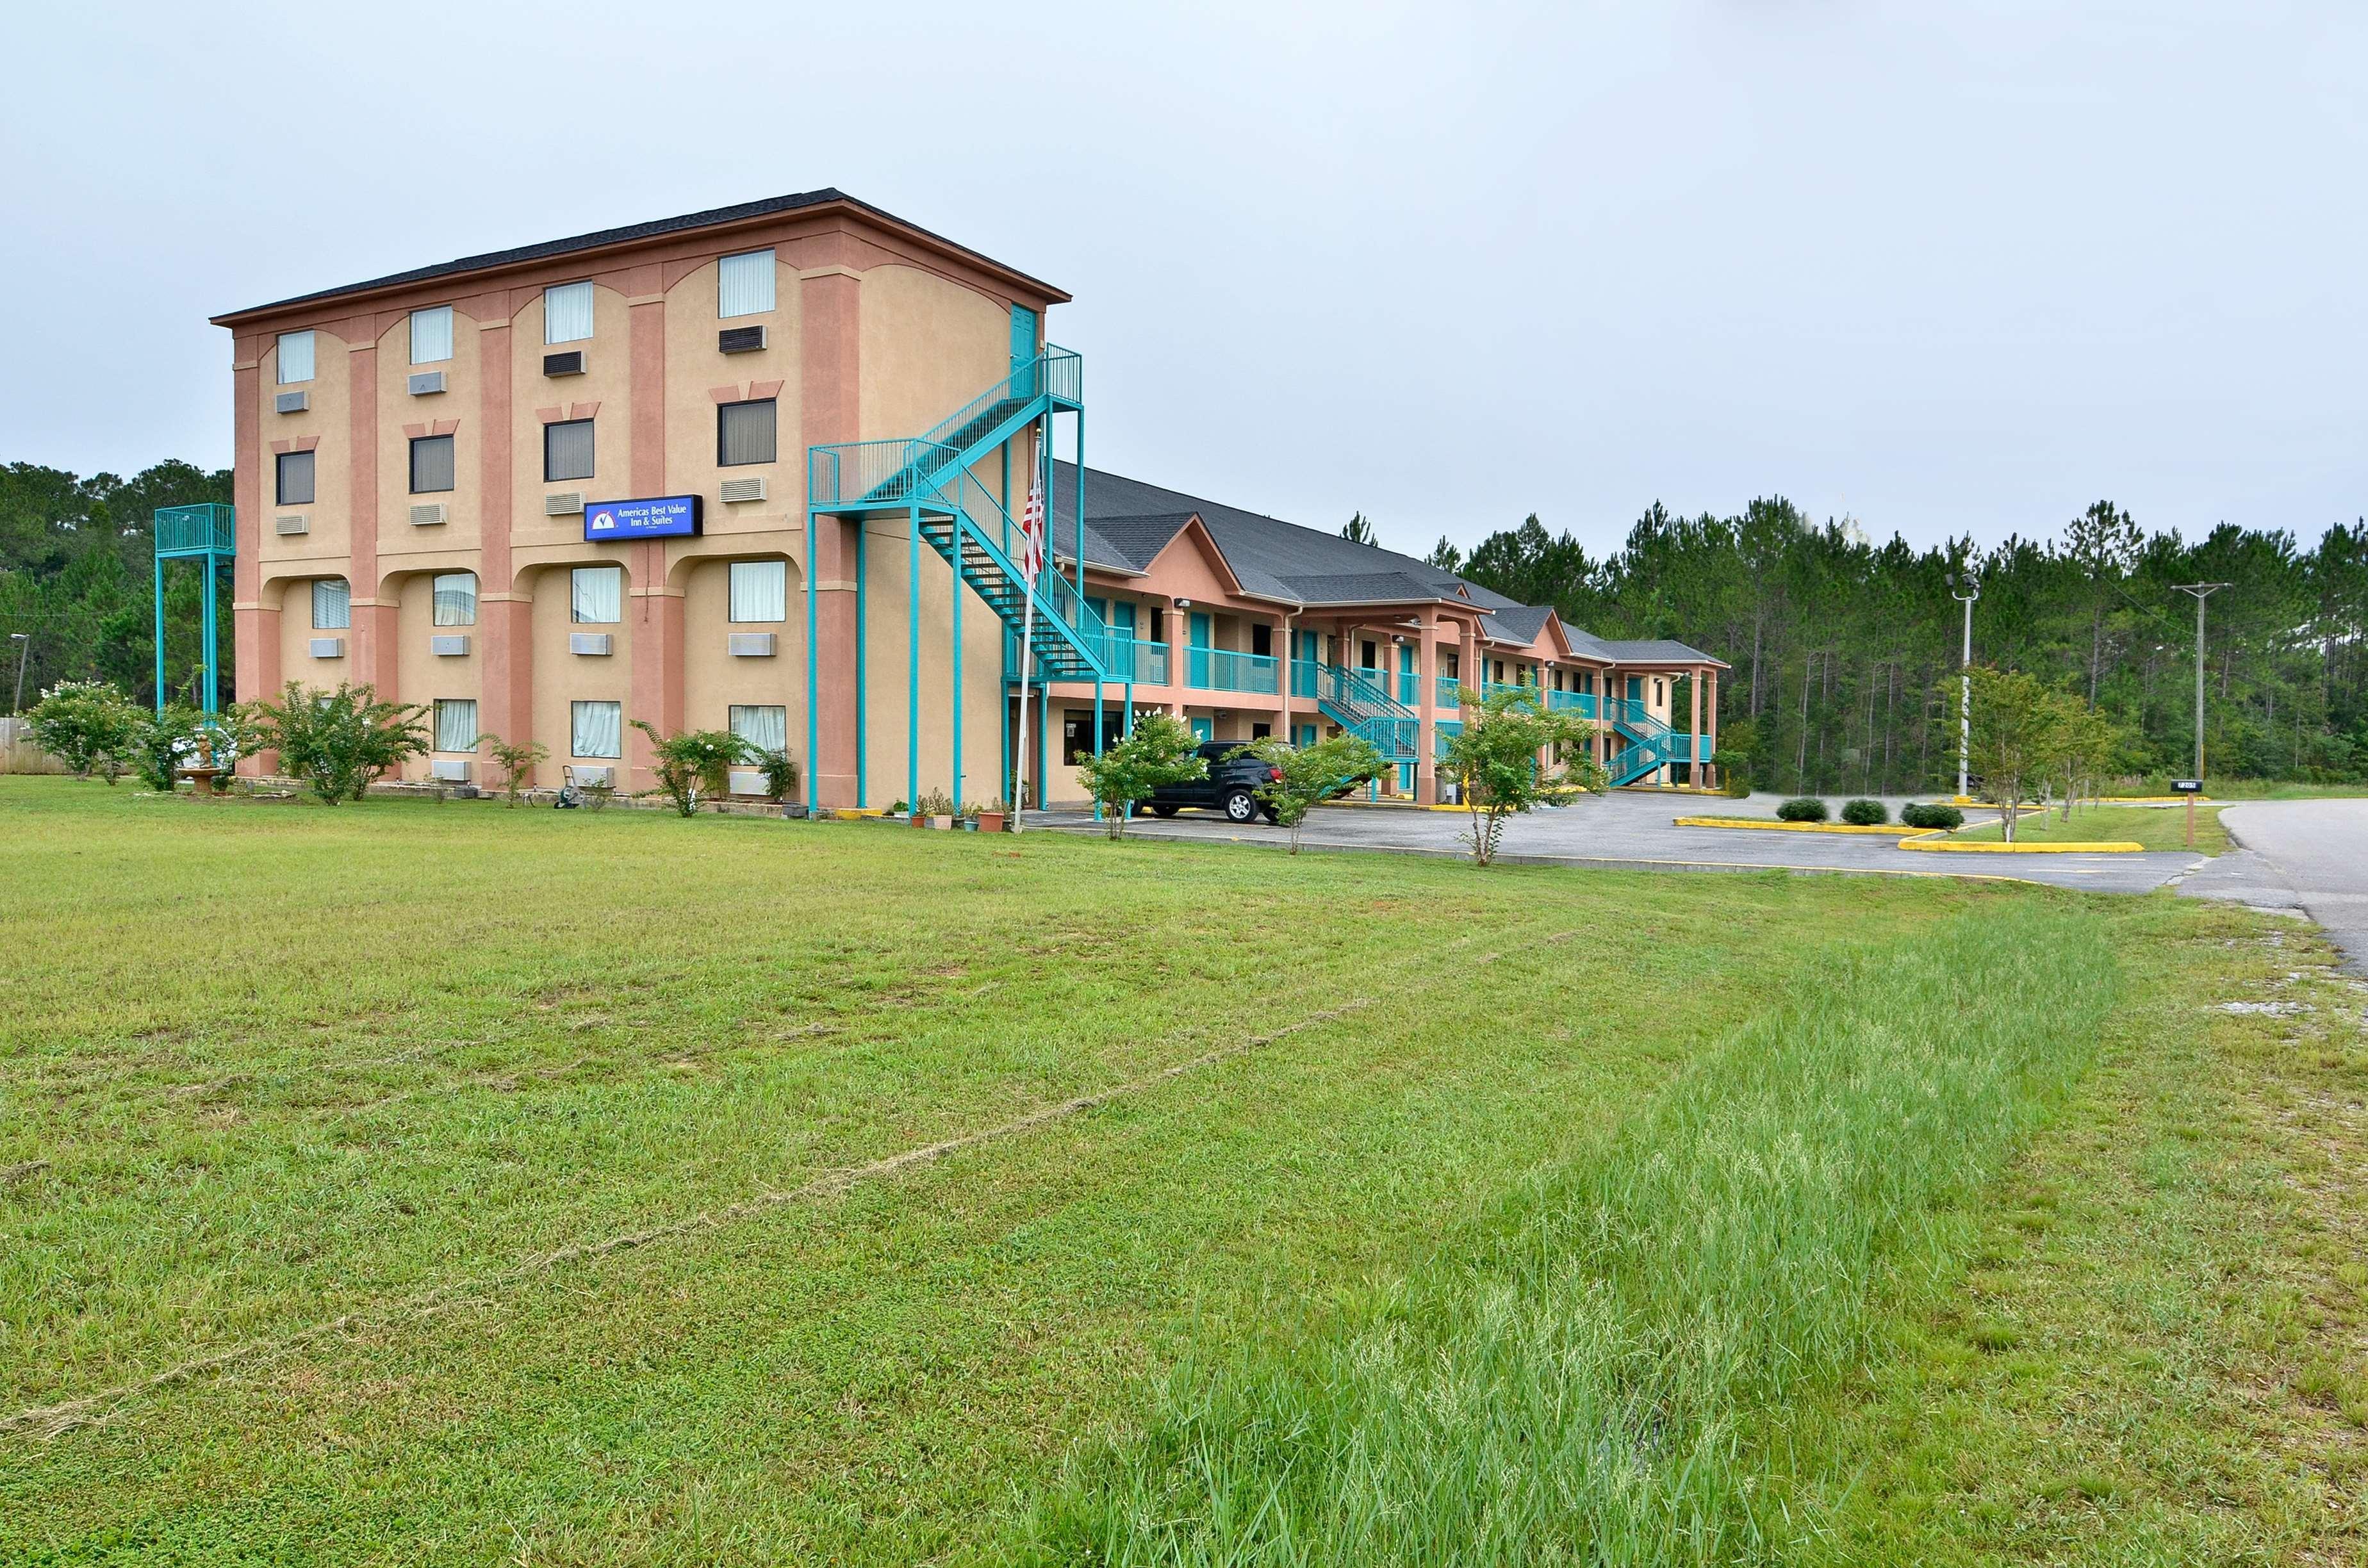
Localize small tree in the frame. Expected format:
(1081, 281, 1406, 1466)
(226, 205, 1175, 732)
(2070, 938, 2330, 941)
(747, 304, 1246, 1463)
(1438, 685, 1605, 866)
(126, 696, 257, 794)
(757, 748, 800, 803)
(26, 679, 138, 781)
(477, 733, 548, 806)
(248, 682, 431, 804)
(631, 721, 754, 817)
(1955, 667, 2070, 844)
(2048, 703, 2121, 824)
(1247, 732, 1386, 854)
(1074, 711, 1205, 839)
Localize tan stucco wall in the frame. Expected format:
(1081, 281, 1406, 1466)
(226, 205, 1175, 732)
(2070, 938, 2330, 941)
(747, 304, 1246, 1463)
(859, 263, 1011, 443)
(276, 575, 345, 685)
(377, 309, 484, 569)
(394, 570, 485, 778)
(678, 552, 806, 753)
(662, 253, 802, 531)
(255, 326, 353, 568)
(507, 284, 636, 559)
(527, 562, 632, 769)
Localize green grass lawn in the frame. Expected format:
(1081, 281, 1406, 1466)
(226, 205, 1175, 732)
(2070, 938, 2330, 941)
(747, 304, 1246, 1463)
(1957, 802, 2230, 853)
(1, 777, 2360, 1564)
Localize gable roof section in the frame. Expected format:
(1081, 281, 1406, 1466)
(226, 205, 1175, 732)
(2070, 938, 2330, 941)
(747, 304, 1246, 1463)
(1594, 637, 1729, 667)
(214, 188, 1069, 323)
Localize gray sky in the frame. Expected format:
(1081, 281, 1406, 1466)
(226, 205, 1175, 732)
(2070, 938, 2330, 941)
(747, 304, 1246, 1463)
(6, 1, 2362, 559)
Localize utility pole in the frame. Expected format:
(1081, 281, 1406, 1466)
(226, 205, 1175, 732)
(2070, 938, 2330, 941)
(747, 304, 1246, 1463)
(8, 632, 28, 715)
(2172, 582, 2229, 849)
(1951, 571, 1979, 803)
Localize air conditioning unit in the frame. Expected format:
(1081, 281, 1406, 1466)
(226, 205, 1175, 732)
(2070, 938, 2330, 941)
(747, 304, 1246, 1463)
(409, 503, 447, 527)
(727, 768, 768, 796)
(430, 634, 470, 657)
(727, 632, 776, 658)
(430, 758, 473, 782)
(275, 390, 309, 414)
(569, 764, 614, 787)
(543, 350, 585, 377)
(719, 476, 768, 504)
(309, 637, 345, 658)
(544, 492, 584, 516)
(407, 370, 446, 396)
(718, 325, 767, 354)
(275, 514, 309, 535)
(569, 632, 612, 656)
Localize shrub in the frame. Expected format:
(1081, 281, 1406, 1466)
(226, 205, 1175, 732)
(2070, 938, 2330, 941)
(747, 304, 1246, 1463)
(1248, 732, 1387, 855)
(630, 721, 755, 817)
(26, 679, 138, 780)
(1841, 798, 1888, 826)
(478, 733, 548, 806)
(756, 748, 800, 803)
(1722, 773, 1752, 799)
(1902, 801, 1965, 831)
(1776, 796, 1829, 822)
(1074, 712, 1206, 838)
(126, 701, 255, 794)
(247, 682, 431, 804)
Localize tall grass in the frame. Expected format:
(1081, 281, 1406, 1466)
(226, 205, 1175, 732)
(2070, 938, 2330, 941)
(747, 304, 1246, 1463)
(1023, 905, 2117, 1565)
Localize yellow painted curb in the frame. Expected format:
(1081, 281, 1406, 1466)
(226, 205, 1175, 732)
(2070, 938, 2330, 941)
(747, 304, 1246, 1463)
(1673, 816, 1925, 836)
(1898, 835, 2145, 854)
(2098, 795, 2213, 804)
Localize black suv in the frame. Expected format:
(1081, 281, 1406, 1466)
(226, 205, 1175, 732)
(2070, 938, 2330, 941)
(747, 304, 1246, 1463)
(1144, 742, 1283, 824)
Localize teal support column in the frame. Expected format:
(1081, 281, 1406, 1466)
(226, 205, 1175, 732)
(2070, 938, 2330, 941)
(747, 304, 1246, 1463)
(804, 509, 818, 814)
(1000, 622, 1013, 808)
(1090, 674, 1103, 822)
(855, 519, 868, 806)
(1074, 409, 1086, 611)
(1037, 682, 1049, 813)
(950, 517, 964, 813)
(152, 555, 167, 714)
(907, 502, 920, 813)
(201, 556, 219, 714)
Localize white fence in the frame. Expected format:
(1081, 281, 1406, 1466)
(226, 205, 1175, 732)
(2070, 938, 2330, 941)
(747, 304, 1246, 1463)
(0, 717, 65, 774)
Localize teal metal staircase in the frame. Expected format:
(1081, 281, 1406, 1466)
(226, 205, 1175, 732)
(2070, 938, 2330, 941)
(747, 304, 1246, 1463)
(1316, 665, 1417, 761)
(1606, 698, 1695, 787)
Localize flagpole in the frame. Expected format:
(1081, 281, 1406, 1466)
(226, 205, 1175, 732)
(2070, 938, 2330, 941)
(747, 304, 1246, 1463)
(1012, 471, 1042, 835)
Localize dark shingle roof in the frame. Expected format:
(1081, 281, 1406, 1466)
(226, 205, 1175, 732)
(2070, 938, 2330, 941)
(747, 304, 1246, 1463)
(215, 188, 1066, 322)
(1483, 604, 1555, 646)
(1594, 637, 1726, 667)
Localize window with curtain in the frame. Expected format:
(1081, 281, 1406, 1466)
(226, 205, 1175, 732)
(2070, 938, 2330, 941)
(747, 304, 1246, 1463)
(276, 331, 315, 384)
(728, 705, 787, 756)
(717, 249, 776, 318)
(433, 699, 478, 753)
(728, 560, 785, 623)
(409, 306, 453, 365)
(544, 418, 594, 482)
(311, 577, 350, 630)
(716, 399, 777, 466)
(570, 566, 622, 624)
(409, 434, 455, 493)
(275, 450, 315, 505)
(431, 572, 477, 626)
(544, 282, 593, 345)
(571, 701, 622, 758)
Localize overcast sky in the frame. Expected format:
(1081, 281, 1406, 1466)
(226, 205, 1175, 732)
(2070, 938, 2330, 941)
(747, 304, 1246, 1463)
(6, 2, 2362, 560)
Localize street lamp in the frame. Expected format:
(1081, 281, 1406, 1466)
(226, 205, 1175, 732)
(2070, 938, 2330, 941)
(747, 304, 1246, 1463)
(2171, 583, 2230, 781)
(8, 633, 28, 717)
(1950, 571, 1979, 804)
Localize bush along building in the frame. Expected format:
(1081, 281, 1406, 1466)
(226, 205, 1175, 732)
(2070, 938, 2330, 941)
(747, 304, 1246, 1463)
(213, 189, 1723, 808)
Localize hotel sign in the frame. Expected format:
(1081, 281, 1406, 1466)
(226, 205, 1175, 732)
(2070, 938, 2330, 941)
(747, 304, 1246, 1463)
(584, 495, 702, 541)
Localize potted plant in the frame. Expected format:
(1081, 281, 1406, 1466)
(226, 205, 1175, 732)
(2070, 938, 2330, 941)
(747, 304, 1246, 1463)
(976, 797, 1008, 834)
(918, 788, 955, 829)
(959, 801, 983, 832)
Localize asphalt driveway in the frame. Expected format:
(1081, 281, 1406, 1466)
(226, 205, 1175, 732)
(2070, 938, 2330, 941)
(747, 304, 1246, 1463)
(2180, 798, 2368, 970)
(1038, 789, 2205, 894)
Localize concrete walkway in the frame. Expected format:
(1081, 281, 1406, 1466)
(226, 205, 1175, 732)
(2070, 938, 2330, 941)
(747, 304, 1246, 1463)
(1040, 789, 2205, 894)
(2180, 799, 2368, 971)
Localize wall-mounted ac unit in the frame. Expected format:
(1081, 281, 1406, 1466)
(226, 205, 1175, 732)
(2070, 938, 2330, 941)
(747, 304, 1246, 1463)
(543, 350, 584, 377)
(409, 503, 447, 526)
(407, 370, 445, 396)
(430, 634, 470, 657)
(275, 390, 309, 414)
(309, 637, 345, 658)
(544, 492, 584, 516)
(727, 768, 768, 796)
(718, 325, 767, 354)
(275, 514, 309, 535)
(568, 632, 612, 656)
(430, 758, 473, 782)
(570, 764, 614, 787)
(719, 476, 768, 504)
(727, 632, 776, 658)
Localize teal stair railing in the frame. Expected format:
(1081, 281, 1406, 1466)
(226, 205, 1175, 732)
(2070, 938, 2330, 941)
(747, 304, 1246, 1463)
(1606, 698, 1698, 785)
(1317, 663, 1418, 761)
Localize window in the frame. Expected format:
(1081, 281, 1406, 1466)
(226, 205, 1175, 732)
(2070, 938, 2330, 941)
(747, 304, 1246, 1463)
(275, 450, 315, 505)
(1251, 623, 1272, 657)
(571, 700, 621, 758)
(544, 282, 593, 345)
(728, 704, 787, 756)
(1361, 640, 1378, 668)
(728, 560, 785, 623)
(409, 306, 453, 365)
(311, 577, 350, 630)
(433, 698, 478, 753)
(716, 398, 777, 466)
(570, 566, 622, 624)
(543, 418, 594, 482)
(276, 331, 315, 384)
(717, 249, 775, 318)
(431, 571, 477, 626)
(409, 434, 454, 493)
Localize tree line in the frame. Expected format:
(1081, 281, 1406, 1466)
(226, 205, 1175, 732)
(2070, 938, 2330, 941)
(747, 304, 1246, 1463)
(1414, 499, 2368, 790)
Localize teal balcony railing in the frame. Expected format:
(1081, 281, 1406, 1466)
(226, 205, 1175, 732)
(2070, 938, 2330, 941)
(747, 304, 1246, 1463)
(809, 437, 960, 508)
(925, 347, 1082, 445)
(155, 503, 235, 557)
(1545, 689, 1597, 717)
(1098, 635, 1168, 685)
(1436, 674, 1465, 708)
(1188, 648, 1279, 694)
(1395, 668, 1418, 705)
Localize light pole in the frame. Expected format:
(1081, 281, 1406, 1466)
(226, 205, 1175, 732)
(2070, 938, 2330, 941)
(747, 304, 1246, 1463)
(2170, 583, 2228, 849)
(8, 633, 28, 716)
(1950, 572, 1979, 803)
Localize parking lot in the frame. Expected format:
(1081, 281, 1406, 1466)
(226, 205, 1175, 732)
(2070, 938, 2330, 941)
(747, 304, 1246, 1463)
(1039, 788, 2208, 894)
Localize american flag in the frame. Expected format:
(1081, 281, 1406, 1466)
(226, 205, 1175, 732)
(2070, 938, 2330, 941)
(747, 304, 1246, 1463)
(1020, 473, 1045, 579)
